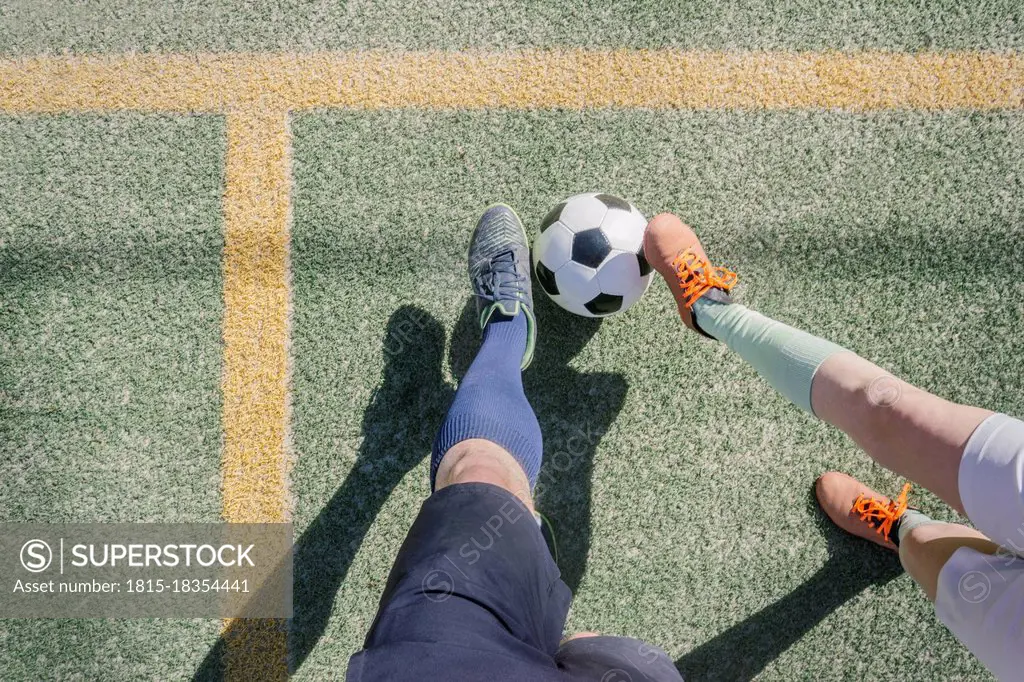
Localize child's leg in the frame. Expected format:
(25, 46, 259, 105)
(810, 351, 992, 514)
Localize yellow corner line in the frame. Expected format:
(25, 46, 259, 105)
(0, 50, 1021, 113)
(220, 109, 293, 681)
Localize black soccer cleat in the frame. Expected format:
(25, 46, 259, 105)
(467, 204, 537, 368)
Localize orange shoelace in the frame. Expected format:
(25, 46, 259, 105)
(851, 483, 912, 543)
(671, 248, 738, 309)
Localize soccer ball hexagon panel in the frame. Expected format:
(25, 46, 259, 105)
(532, 193, 652, 318)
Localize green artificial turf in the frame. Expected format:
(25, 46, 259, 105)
(0, 114, 226, 678)
(286, 109, 1022, 681)
(0, 0, 1020, 54)
(2, 2, 1023, 679)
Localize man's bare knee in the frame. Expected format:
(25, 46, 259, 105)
(434, 439, 534, 511)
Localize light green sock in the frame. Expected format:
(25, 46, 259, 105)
(896, 509, 942, 545)
(690, 297, 848, 415)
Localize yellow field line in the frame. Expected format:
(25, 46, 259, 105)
(1, 51, 1022, 113)
(220, 110, 292, 680)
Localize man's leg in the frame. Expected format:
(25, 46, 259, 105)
(429, 204, 544, 494)
(348, 206, 570, 682)
(434, 439, 534, 509)
(430, 310, 542, 497)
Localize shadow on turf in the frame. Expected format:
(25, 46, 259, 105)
(192, 305, 453, 680)
(192, 299, 899, 681)
(673, 489, 904, 681)
(449, 294, 627, 594)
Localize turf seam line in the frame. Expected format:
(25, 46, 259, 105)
(1, 51, 1022, 113)
(220, 109, 293, 681)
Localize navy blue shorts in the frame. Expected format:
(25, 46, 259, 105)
(346, 482, 684, 682)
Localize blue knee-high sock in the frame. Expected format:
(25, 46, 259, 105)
(431, 313, 543, 490)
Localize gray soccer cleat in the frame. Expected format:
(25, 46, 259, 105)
(467, 204, 537, 369)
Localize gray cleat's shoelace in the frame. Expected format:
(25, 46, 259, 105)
(472, 250, 527, 307)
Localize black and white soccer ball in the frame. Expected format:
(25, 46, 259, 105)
(532, 193, 652, 317)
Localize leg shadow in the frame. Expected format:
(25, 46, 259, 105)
(674, 490, 904, 681)
(450, 294, 628, 594)
(192, 305, 452, 680)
